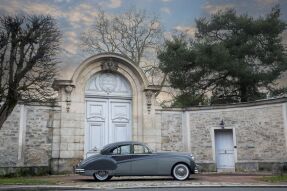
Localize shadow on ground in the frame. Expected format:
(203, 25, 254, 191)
(75, 176, 198, 182)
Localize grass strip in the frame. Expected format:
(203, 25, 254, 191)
(0, 178, 58, 185)
(261, 175, 287, 183)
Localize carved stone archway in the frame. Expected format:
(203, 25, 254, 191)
(51, 53, 160, 172)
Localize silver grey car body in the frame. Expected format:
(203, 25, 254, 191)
(75, 141, 198, 181)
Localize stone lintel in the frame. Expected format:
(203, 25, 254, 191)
(145, 85, 161, 92)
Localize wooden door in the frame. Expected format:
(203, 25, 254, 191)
(215, 130, 235, 171)
(85, 99, 131, 157)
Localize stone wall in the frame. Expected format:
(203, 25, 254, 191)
(0, 105, 21, 167)
(0, 103, 59, 175)
(23, 105, 55, 166)
(1, 97, 287, 174)
(157, 98, 287, 172)
(157, 111, 184, 152)
(190, 103, 287, 171)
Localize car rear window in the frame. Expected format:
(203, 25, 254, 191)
(112, 145, 131, 155)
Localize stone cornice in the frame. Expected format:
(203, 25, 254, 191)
(157, 97, 287, 111)
(52, 80, 75, 91)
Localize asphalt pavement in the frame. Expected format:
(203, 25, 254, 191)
(101, 188, 287, 191)
(0, 174, 287, 190)
(1, 187, 287, 191)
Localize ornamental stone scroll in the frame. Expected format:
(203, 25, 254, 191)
(52, 80, 75, 113)
(65, 85, 74, 112)
(144, 87, 160, 114)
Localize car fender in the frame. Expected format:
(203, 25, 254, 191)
(84, 157, 117, 170)
(170, 156, 192, 166)
(157, 155, 193, 175)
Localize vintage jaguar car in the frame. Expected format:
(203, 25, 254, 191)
(75, 141, 198, 181)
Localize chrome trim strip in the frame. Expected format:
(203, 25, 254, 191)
(75, 168, 85, 173)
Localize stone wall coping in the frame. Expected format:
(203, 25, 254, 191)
(156, 96, 287, 112)
(17, 101, 61, 108)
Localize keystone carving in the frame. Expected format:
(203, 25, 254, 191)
(101, 59, 119, 71)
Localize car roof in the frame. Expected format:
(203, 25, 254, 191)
(100, 141, 146, 154)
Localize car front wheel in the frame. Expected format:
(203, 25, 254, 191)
(93, 171, 112, 181)
(172, 163, 190, 181)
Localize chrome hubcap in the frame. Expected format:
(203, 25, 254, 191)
(95, 171, 108, 181)
(173, 164, 189, 180)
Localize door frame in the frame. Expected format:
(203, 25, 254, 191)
(210, 126, 237, 171)
(84, 97, 132, 158)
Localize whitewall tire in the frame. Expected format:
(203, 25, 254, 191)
(93, 171, 112, 181)
(172, 163, 190, 181)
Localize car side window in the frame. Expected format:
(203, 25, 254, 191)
(120, 145, 131, 154)
(133, 144, 150, 154)
(112, 147, 120, 154)
(112, 145, 131, 155)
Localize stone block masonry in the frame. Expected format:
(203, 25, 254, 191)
(160, 111, 184, 152)
(0, 105, 21, 167)
(157, 98, 287, 172)
(1, 97, 287, 174)
(0, 103, 60, 176)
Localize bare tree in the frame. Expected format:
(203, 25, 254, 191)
(81, 8, 163, 66)
(0, 15, 61, 128)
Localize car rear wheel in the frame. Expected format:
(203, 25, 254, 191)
(172, 163, 190, 181)
(93, 171, 112, 181)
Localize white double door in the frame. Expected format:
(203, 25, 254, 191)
(85, 98, 131, 156)
(215, 130, 235, 171)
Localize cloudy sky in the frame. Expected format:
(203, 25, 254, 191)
(0, 0, 286, 79)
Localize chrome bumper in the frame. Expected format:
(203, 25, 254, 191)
(194, 164, 199, 174)
(75, 168, 85, 174)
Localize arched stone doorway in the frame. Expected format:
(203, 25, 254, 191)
(51, 53, 160, 172)
(85, 71, 132, 157)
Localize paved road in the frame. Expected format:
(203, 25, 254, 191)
(1, 187, 287, 191)
(91, 188, 287, 191)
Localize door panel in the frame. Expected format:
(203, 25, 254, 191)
(86, 100, 108, 157)
(110, 100, 131, 143)
(88, 123, 104, 151)
(111, 145, 132, 175)
(215, 130, 235, 170)
(86, 101, 107, 122)
(111, 102, 130, 122)
(112, 155, 132, 175)
(130, 154, 157, 175)
(113, 124, 129, 142)
(130, 144, 157, 175)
